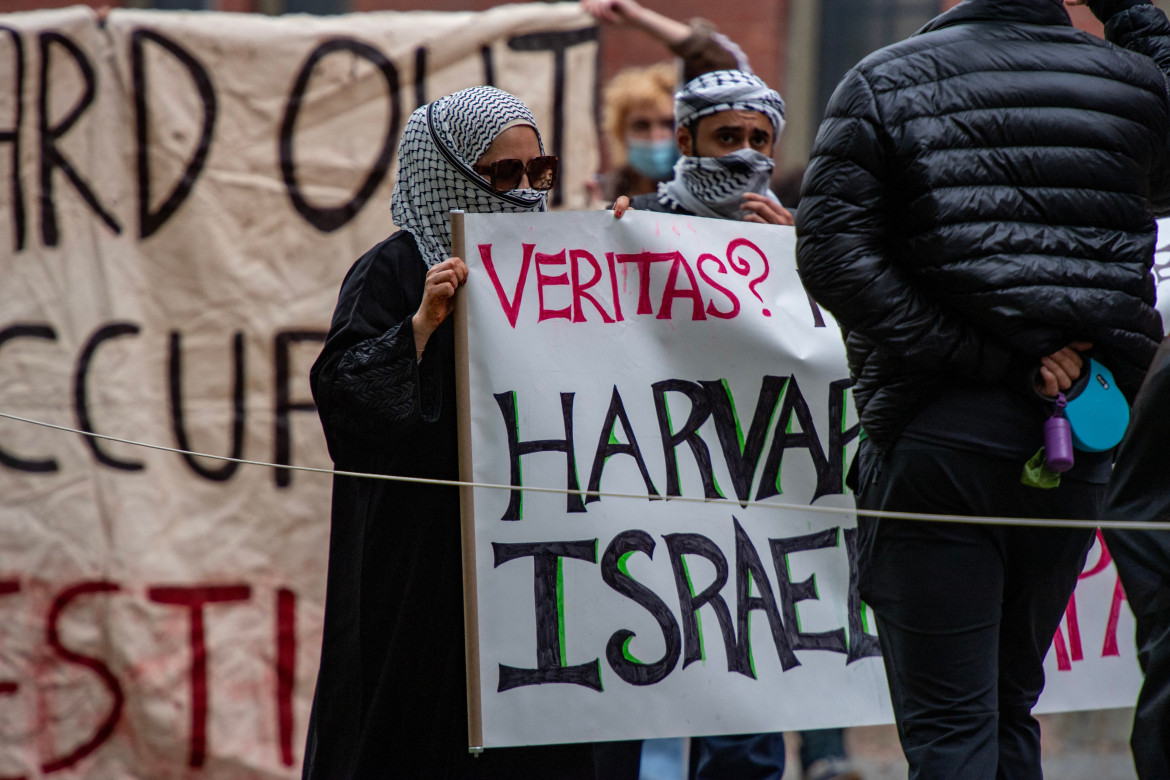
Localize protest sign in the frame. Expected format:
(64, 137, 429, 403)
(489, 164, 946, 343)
(460, 209, 1154, 748)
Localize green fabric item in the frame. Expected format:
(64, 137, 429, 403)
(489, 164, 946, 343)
(1021, 447, 1061, 489)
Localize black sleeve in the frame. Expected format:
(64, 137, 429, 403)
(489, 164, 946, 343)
(795, 68, 1023, 385)
(670, 18, 748, 83)
(310, 234, 445, 456)
(1097, 1, 1170, 213)
(1105, 336, 1170, 522)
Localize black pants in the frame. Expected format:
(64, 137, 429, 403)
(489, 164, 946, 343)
(856, 440, 1097, 780)
(688, 733, 786, 780)
(1101, 338, 1170, 779)
(1102, 528, 1170, 780)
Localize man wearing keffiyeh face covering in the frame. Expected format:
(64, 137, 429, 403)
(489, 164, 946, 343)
(611, 70, 853, 780)
(303, 86, 596, 779)
(614, 69, 793, 225)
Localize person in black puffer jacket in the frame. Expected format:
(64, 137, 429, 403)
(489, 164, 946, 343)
(1101, 335, 1170, 779)
(795, 0, 1170, 777)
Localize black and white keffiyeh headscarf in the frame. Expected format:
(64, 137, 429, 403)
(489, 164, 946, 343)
(659, 70, 787, 221)
(673, 69, 786, 138)
(391, 86, 547, 268)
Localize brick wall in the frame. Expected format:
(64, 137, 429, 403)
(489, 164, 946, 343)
(591, 1, 791, 102)
(326, 1, 793, 111)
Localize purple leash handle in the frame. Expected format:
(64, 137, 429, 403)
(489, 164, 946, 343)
(1045, 391, 1074, 472)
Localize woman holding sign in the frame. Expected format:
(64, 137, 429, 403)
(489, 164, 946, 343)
(303, 87, 592, 779)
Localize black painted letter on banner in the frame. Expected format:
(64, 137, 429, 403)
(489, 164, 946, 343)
(280, 39, 400, 232)
(828, 378, 860, 499)
(843, 527, 881, 663)
(586, 386, 660, 504)
(169, 331, 245, 481)
(756, 375, 835, 502)
(1, 26, 26, 252)
(663, 532, 745, 673)
(769, 528, 848, 654)
(273, 330, 325, 488)
(601, 530, 681, 685)
(75, 323, 143, 471)
(132, 29, 217, 239)
(652, 379, 720, 500)
(494, 390, 586, 520)
(704, 376, 788, 506)
(413, 46, 426, 109)
(495, 539, 603, 691)
(38, 32, 121, 246)
(507, 27, 598, 207)
(733, 518, 798, 673)
(0, 324, 58, 472)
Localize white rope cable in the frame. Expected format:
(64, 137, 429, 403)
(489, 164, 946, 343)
(1, 409, 1165, 531)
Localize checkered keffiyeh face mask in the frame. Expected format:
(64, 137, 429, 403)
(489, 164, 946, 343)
(391, 86, 547, 268)
(659, 148, 777, 221)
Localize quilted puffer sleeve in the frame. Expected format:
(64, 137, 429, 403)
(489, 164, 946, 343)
(795, 68, 1023, 386)
(1104, 335, 1170, 522)
(1100, 1, 1170, 214)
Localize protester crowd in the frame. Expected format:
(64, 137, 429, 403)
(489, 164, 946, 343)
(305, 0, 1170, 778)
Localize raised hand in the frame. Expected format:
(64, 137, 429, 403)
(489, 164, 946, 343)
(741, 193, 794, 225)
(412, 256, 468, 358)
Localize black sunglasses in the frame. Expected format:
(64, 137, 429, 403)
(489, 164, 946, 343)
(473, 155, 559, 192)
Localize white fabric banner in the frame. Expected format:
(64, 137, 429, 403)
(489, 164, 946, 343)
(462, 209, 1168, 748)
(0, 5, 597, 777)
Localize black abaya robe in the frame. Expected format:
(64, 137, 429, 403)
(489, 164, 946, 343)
(302, 230, 595, 779)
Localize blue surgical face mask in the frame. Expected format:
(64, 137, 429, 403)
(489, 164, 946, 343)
(627, 138, 680, 181)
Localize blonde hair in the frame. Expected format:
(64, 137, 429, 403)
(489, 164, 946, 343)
(602, 61, 677, 168)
